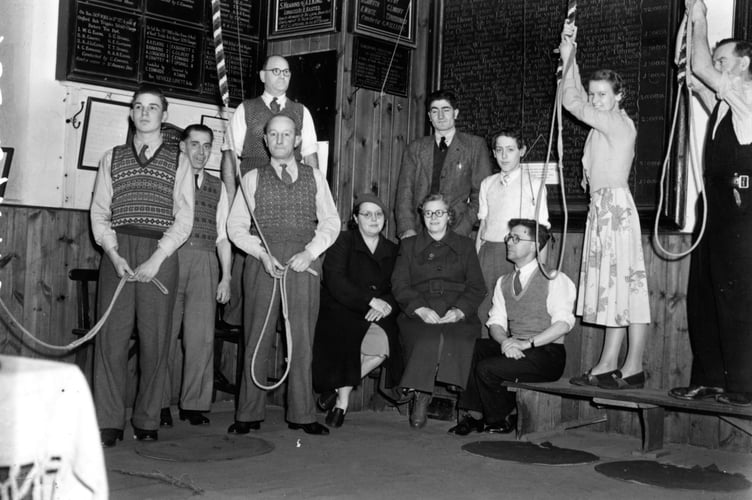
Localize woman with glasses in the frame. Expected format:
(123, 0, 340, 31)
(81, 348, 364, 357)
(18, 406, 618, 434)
(391, 194, 486, 429)
(312, 193, 403, 428)
(476, 129, 550, 330)
(560, 21, 651, 390)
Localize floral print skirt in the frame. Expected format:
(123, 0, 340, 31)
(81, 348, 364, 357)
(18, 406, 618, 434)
(576, 187, 651, 327)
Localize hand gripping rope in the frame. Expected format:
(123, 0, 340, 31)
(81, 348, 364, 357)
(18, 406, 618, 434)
(535, 0, 577, 280)
(652, 0, 708, 260)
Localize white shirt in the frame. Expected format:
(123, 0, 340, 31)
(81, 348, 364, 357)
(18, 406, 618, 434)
(223, 92, 318, 157)
(486, 259, 576, 334)
(478, 168, 550, 243)
(226, 162, 340, 259)
(714, 73, 752, 145)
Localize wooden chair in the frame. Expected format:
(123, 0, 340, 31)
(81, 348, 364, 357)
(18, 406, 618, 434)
(213, 317, 243, 401)
(69, 268, 99, 386)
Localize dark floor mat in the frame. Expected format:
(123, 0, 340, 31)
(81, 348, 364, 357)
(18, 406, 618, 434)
(596, 460, 751, 492)
(134, 435, 274, 462)
(462, 440, 599, 466)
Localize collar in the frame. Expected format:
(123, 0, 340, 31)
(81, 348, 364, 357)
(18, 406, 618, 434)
(434, 129, 456, 147)
(352, 230, 390, 260)
(262, 92, 287, 108)
(415, 228, 464, 254)
(515, 259, 539, 286)
(499, 167, 521, 185)
(133, 134, 163, 157)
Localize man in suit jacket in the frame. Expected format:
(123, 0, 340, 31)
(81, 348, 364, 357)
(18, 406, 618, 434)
(395, 89, 492, 239)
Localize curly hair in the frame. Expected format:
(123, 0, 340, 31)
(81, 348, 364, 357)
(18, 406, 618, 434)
(419, 193, 455, 228)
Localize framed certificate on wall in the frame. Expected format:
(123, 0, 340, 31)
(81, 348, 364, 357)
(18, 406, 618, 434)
(268, 0, 338, 39)
(353, 0, 416, 47)
(77, 98, 132, 171)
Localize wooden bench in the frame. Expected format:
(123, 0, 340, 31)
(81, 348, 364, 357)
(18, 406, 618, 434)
(503, 379, 752, 454)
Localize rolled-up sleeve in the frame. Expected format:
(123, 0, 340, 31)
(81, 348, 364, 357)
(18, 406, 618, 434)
(547, 273, 576, 330)
(215, 183, 229, 244)
(717, 73, 752, 145)
(486, 277, 508, 329)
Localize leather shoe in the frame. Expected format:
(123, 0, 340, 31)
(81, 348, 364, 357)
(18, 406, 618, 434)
(410, 391, 432, 429)
(227, 420, 260, 434)
(179, 409, 210, 425)
(669, 385, 724, 401)
(288, 421, 330, 435)
(317, 390, 337, 412)
(325, 408, 346, 428)
(570, 369, 619, 387)
(133, 427, 158, 441)
(100, 428, 123, 448)
(448, 414, 485, 436)
(716, 392, 752, 407)
(598, 371, 645, 390)
(485, 413, 517, 434)
(160, 407, 173, 427)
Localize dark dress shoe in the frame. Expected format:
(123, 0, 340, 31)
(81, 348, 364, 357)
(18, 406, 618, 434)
(216, 319, 241, 331)
(485, 413, 517, 434)
(227, 420, 260, 434)
(410, 391, 432, 429)
(669, 385, 724, 401)
(100, 428, 123, 448)
(160, 407, 173, 427)
(316, 390, 337, 412)
(448, 414, 485, 436)
(179, 409, 210, 425)
(288, 421, 330, 435)
(598, 371, 645, 390)
(133, 427, 158, 441)
(716, 392, 752, 407)
(570, 369, 619, 387)
(325, 408, 346, 428)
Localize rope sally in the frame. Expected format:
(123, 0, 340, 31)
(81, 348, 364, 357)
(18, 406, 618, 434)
(212, 0, 316, 391)
(535, 0, 577, 280)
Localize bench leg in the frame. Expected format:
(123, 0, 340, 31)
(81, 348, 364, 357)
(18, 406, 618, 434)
(640, 406, 665, 453)
(516, 389, 562, 437)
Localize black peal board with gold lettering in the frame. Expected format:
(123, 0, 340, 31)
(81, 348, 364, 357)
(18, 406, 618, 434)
(56, 0, 262, 106)
(441, 0, 681, 223)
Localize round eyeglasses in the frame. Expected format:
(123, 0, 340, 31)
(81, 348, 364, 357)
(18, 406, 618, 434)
(423, 210, 448, 218)
(264, 68, 291, 77)
(358, 211, 384, 219)
(504, 233, 536, 244)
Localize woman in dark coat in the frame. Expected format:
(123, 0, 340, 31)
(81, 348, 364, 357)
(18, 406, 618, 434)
(312, 193, 402, 428)
(392, 193, 486, 429)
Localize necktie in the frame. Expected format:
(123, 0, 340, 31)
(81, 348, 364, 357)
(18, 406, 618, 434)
(513, 270, 523, 295)
(280, 163, 293, 185)
(270, 97, 280, 113)
(439, 136, 448, 152)
(501, 173, 510, 186)
(194, 174, 200, 190)
(137, 144, 148, 163)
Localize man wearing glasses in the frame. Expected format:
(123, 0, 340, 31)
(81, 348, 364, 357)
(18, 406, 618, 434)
(221, 54, 319, 327)
(395, 89, 492, 240)
(448, 219, 575, 436)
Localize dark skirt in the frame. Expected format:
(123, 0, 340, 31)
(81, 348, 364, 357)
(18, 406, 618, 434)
(397, 313, 480, 393)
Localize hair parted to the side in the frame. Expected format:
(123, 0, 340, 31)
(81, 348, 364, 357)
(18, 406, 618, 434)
(426, 89, 458, 109)
(508, 218, 550, 250)
(181, 124, 214, 142)
(716, 38, 752, 77)
(131, 84, 168, 111)
(588, 69, 626, 105)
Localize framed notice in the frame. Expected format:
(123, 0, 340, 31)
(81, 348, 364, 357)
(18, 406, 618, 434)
(351, 36, 410, 97)
(353, 0, 416, 47)
(0, 148, 13, 198)
(200, 115, 229, 173)
(268, 0, 338, 39)
(77, 98, 132, 171)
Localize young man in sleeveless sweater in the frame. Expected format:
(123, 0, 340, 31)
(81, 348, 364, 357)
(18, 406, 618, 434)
(90, 85, 194, 447)
(161, 124, 232, 427)
(449, 219, 576, 435)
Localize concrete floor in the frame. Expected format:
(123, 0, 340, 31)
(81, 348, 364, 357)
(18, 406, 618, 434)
(104, 401, 752, 500)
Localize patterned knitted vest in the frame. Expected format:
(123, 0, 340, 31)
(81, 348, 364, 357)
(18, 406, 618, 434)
(501, 268, 551, 340)
(185, 173, 221, 251)
(252, 163, 317, 245)
(111, 143, 178, 233)
(240, 97, 305, 175)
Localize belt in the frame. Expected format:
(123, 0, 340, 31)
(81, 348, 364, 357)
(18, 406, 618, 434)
(414, 279, 465, 295)
(705, 172, 750, 189)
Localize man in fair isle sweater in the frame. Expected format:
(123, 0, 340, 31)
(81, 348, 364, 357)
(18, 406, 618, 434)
(90, 85, 194, 447)
(448, 219, 576, 436)
(161, 124, 232, 427)
(226, 113, 339, 436)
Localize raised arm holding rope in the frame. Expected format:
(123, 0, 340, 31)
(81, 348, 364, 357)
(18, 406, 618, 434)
(226, 114, 340, 436)
(558, 22, 651, 391)
(90, 85, 194, 447)
(669, 0, 752, 407)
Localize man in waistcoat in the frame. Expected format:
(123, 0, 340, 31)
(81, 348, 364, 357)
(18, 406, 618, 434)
(395, 89, 492, 239)
(90, 85, 194, 447)
(220, 54, 319, 327)
(226, 114, 340, 435)
(448, 220, 576, 435)
(669, 0, 752, 407)
(161, 124, 232, 427)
